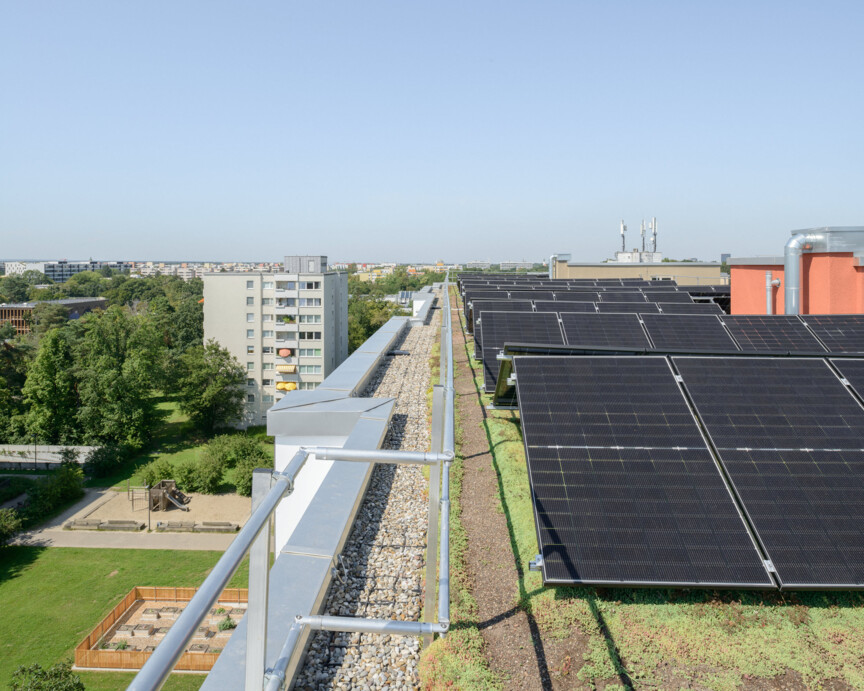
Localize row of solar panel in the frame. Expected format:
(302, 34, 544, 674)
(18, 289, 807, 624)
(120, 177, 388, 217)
(477, 312, 864, 391)
(515, 355, 864, 589)
(468, 299, 722, 332)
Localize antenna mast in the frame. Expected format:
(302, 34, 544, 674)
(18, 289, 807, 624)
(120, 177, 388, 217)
(641, 219, 646, 253)
(620, 220, 626, 253)
(651, 217, 658, 253)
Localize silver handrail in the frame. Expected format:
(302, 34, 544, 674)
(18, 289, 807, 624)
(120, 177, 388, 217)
(128, 271, 455, 691)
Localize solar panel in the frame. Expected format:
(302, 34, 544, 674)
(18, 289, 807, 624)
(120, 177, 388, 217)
(560, 313, 651, 349)
(479, 312, 564, 392)
(533, 301, 596, 313)
(471, 300, 533, 336)
(723, 315, 827, 353)
(598, 292, 648, 303)
(595, 302, 661, 314)
(675, 357, 864, 587)
(552, 292, 601, 302)
(644, 291, 694, 303)
(642, 314, 739, 352)
(830, 359, 864, 400)
(801, 315, 864, 353)
(514, 356, 772, 587)
(509, 291, 556, 301)
(657, 302, 724, 315)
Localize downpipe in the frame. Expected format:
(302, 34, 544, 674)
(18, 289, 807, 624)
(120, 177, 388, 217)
(765, 271, 781, 315)
(784, 233, 824, 315)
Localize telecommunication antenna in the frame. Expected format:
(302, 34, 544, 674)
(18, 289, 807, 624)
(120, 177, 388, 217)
(620, 220, 627, 253)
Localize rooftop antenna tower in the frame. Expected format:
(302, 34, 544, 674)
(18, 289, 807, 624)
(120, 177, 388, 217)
(650, 217, 658, 253)
(620, 220, 627, 253)
(641, 219, 646, 252)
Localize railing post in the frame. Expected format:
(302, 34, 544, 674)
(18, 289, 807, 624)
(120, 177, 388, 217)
(423, 385, 445, 648)
(245, 469, 275, 691)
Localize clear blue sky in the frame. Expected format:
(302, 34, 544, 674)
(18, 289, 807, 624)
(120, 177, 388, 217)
(1, 1, 862, 264)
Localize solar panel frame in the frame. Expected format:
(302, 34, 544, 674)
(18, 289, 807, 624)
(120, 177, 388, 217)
(533, 301, 596, 313)
(514, 355, 773, 587)
(596, 302, 661, 314)
(657, 302, 724, 315)
(722, 315, 827, 353)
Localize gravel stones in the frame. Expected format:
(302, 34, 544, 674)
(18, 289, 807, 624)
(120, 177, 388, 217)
(294, 300, 440, 690)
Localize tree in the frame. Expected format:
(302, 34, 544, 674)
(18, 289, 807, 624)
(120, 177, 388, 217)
(20, 269, 50, 285)
(30, 302, 69, 336)
(61, 270, 106, 297)
(0, 322, 16, 340)
(348, 297, 405, 352)
(176, 340, 245, 433)
(9, 660, 84, 691)
(75, 307, 163, 446)
(22, 330, 80, 443)
(2, 274, 30, 302)
(0, 507, 22, 545)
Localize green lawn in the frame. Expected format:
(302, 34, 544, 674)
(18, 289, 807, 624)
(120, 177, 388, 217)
(87, 396, 274, 492)
(0, 547, 249, 686)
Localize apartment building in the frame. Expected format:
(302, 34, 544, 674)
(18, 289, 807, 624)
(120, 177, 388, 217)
(203, 256, 348, 426)
(5, 260, 132, 282)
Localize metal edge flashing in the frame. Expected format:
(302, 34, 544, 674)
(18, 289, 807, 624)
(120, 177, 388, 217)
(203, 314, 413, 690)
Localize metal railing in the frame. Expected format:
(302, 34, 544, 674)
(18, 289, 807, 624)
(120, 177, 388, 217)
(128, 272, 454, 691)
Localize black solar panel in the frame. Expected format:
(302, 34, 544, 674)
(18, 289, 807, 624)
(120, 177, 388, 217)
(514, 356, 772, 587)
(534, 301, 596, 313)
(657, 302, 724, 315)
(675, 357, 864, 587)
(479, 312, 564, 392)
(644, 291, 694, 303)
(642, 315, 739, 352)
(560, 313, 651, 349)
(471, 300, 532, 336)
(801, 315, 864, 353)
(598, 292, 648, 303)
(509, 291, 556, 301)
(830, 359, 864, 400)
(553, 292, 601, 302)
(596, 302, 661, 314)
(723, 315, 827, 353)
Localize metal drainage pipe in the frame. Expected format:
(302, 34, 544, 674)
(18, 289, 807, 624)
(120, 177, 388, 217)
(784, 233, 825, 315)
(765, 271, 781, 315)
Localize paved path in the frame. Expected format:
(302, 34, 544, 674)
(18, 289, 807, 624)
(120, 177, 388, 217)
(11, 488, 237, 551)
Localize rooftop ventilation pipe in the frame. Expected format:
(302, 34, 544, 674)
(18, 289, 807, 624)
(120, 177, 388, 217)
(765, 272, 780, 315)
(784, 232, 826, 315)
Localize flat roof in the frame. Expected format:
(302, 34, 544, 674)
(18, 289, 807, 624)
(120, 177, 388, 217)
(0, 297, 107, 309)
(561, 261, 722, 267)
(727, 256, 785, 266)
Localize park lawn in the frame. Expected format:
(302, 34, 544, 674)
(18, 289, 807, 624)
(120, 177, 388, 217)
(77, 670, 205, 690)
(85, 396, 274, 492)
(0, 546, 249, 684)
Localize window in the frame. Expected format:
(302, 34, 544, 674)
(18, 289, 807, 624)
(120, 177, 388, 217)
(263, 394, 274, 403)
(247, 362, 254, 370)
(246, 313, 255, 322)
(247, 378, 256, 386)
(278, 298, 296, 307)
(247, 329, 255, 338)
(298, 382, 318, 390)
(263, 346, 274, 354)
(262, 298, 273, 306)
(299, 331, 322, 340)
(299, 348, 322, 357)
(262, 362, 274, 370)
(298, 298, 322, 307)
(247, 345, 255, 354)
(262, 378, 274, 386)
(247, 394, 255, 402)
(263, 281, 274, 289)
(246, 296, 255, 305)
(299, 314, 322, 324)
(276, 281, 296, 290)
(263, 314, 273, 322)
(299, 365, 322, 374)
(262, 330, 274, 338)
(246, 280, 254, 289)
(300, 281, 321, 290)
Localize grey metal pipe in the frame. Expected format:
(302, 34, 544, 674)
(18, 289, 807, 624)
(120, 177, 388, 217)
(304, 446, 452, 465)
(765, 271, 781, 315)
(127, 467, 298, 691)
(297, 614, 448, 636)
(262, 621, 304, 691)
(784, 233, 824, 315)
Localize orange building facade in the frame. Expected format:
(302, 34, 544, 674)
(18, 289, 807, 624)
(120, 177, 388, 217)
(730, 253, 864, 315)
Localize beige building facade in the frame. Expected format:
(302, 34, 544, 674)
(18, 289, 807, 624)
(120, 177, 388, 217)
(203, 257, 348, 426)
(551, 259, 728, 286)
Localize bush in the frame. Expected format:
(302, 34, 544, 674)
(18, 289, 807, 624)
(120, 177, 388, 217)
(233, 452, 271, 497)
(24, 462, 84, 525)
(191, 451, 225, 494)
(172, 459, 199, 493)
(218, 615, 237, 631)
(10, 660, 84, 691)
(83, 445, 129, 478)
(206, 434, 266, 469)
(139, 457, 176, 487)
(0, 507, 22, 545)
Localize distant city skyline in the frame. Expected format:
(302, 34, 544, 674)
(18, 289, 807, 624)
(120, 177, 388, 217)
(2, 1, 861, 263)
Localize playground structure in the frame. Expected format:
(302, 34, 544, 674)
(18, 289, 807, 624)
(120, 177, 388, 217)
(127, 480, 190, 512)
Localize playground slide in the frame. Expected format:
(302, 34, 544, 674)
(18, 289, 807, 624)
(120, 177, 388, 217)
(165, 493, 190, 511)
